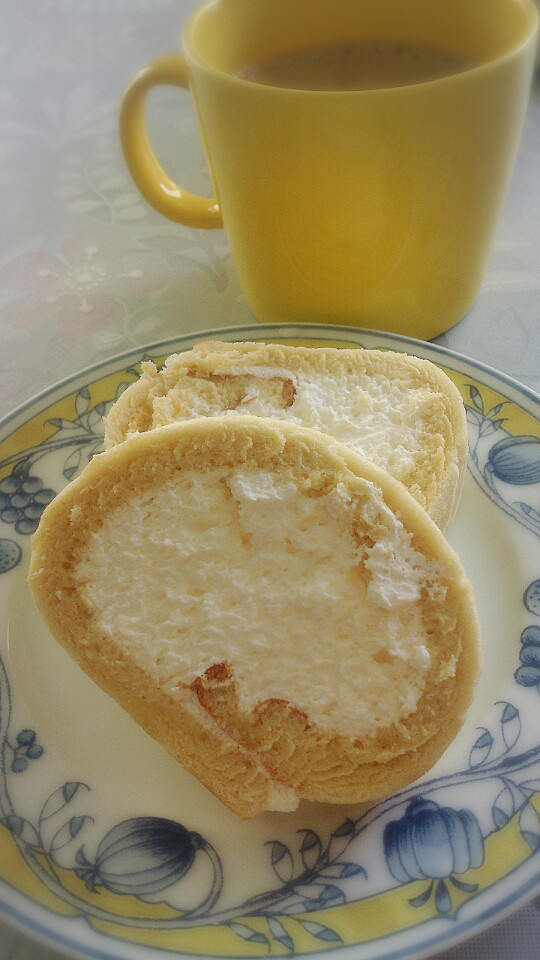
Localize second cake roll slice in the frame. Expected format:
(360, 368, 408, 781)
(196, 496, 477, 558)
(103, 340, 468, 530)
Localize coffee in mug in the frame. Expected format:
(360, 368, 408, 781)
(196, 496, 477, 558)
(235, 41, 475, 91)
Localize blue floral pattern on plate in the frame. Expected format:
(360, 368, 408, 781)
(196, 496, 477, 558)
(1, 324, 539, 960)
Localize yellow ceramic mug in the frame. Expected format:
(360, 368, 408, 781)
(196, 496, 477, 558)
(120, 0, 538, 339)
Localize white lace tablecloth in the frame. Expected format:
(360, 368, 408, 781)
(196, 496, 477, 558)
(1, 3, 539, 958)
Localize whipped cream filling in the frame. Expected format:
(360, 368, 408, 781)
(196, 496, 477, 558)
(171, 366, 427, 477)
(76, 469, 441, 739)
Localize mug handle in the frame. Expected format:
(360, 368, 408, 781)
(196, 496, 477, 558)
(119, 55, 223, 228)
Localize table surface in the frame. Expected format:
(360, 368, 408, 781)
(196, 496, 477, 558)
(1, 2, 539, 958)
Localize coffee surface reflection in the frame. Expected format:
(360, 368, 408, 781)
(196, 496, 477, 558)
(235, 40, 475, 91)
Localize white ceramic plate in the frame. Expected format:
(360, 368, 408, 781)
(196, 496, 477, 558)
(1, 323, 539, 960)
